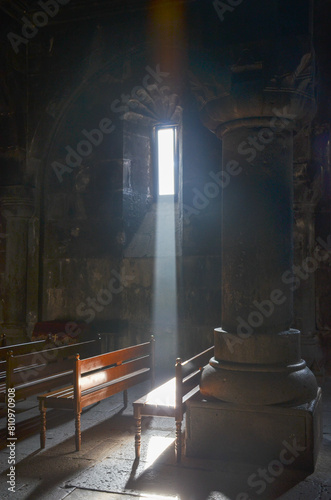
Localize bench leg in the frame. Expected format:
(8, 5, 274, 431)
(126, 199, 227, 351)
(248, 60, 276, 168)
(75, 411, 82, 451)
(134, 416, 142, 460)
(39, 400, 46, 449)
(175, 420, 182, 463)
(123, 389, 128, 409)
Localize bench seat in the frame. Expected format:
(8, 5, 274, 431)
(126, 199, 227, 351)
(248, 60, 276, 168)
(133, 377, 201, 416)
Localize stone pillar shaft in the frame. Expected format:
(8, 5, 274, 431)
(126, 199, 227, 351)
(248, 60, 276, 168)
(220, 121, 293, 338)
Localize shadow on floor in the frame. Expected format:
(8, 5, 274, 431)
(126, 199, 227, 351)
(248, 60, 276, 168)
(0, 401, 107, 451)
(125, 441, 312, 500)
(0, 404, 135, 500)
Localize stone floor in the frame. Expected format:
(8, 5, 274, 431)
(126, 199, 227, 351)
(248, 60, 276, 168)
(0, 376, 330, 500)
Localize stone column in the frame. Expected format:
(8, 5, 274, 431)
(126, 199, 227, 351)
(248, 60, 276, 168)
(200, 118, 317, 406)
(186, 53, 322, 471)
(0, 186, 34, 344)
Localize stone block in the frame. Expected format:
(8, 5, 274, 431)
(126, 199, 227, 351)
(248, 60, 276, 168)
(185, 388, 322, 472)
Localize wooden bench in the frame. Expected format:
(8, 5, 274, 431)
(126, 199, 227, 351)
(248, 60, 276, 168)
(0, 337, 102, 408)
(133, 345, 214, 463)
(38, 336, 155, 451)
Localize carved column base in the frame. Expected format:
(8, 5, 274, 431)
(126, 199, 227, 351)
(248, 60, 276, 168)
(200, 328, 318, 406)
(185, 388, 322, 473)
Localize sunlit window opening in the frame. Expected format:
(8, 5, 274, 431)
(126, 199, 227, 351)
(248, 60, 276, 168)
(157, 127, 176, 196)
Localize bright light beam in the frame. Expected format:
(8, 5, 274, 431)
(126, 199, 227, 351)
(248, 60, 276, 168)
(153, 127, 178, 370)
(152, 196, 177, 364)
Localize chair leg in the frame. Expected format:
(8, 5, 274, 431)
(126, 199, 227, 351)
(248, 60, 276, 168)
(123, 389, 128, 408)
(175, 420, 182, 463)
(39, 400, 46, 449)
(75, 411, 82, 451)
(134, 415, 142, 460)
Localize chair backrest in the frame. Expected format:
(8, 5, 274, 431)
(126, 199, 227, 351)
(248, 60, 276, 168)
(181, 346, 214, 379)
(175, 346, 214, 419)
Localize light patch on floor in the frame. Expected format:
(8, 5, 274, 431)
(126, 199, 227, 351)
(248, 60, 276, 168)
(145, 436, 175, 468)
(66, 489, 180, 500)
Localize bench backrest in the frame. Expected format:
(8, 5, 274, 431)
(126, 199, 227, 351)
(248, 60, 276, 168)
(75, 337, 155, 410)
(5, 337, 102, 400)
(0, 335, 56, 377)
(175, 346, 214, 419)
(0, 335, 54, 361)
